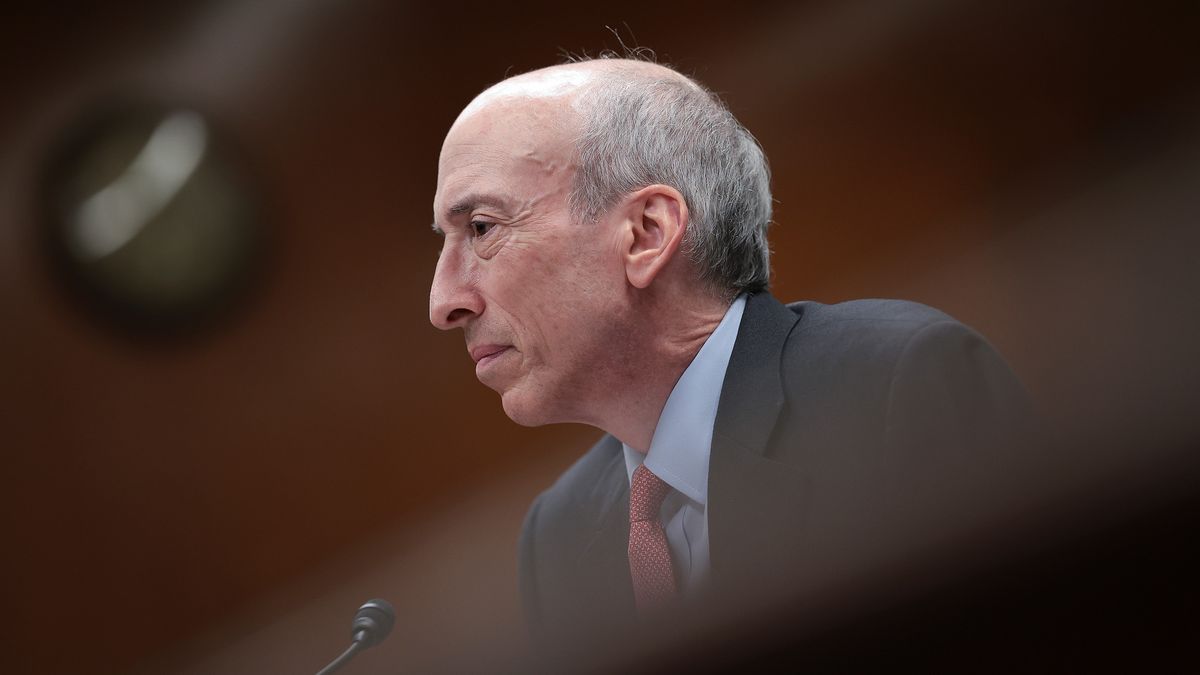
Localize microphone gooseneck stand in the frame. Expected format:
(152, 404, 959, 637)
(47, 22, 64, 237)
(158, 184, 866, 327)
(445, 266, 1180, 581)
(315, 599, 396, 675)
(316, 642, 364, 675)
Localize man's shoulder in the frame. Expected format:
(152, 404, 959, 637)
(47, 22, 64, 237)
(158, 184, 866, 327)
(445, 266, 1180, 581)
(759, 296, 1014, 415)
(787, 297, 957, 334)
(766, 297, 965, 362)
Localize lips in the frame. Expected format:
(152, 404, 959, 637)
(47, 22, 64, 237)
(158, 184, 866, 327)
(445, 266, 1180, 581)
(469, 344, 510, 363)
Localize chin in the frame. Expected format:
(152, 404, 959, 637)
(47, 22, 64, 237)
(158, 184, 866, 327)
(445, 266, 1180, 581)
(499, 389, 563, 428)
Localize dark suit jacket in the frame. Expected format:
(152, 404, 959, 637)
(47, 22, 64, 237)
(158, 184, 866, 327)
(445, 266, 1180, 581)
(518, 293, 1031, 649)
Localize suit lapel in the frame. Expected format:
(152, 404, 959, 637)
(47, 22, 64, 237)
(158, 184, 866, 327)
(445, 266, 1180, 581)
(708, 293, 808, 587)
(576, 439, 634, 620)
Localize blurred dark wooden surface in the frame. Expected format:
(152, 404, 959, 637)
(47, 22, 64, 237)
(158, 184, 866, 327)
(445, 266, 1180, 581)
(2, 1, 1198, 672)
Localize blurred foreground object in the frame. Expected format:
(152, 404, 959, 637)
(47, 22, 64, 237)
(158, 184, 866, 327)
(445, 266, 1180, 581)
(39, 102, 263, 337)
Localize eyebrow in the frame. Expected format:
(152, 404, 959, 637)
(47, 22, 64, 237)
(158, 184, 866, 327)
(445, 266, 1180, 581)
(431, 193, 511, 235)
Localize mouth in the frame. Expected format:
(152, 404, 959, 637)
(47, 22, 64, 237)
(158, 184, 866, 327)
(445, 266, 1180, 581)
(470, 344, 512, 371)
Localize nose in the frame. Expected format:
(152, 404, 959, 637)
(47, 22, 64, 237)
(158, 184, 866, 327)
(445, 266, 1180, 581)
(430, 243, 483, 330)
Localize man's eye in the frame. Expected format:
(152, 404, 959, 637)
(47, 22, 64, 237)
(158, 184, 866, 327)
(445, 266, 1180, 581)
(470, 220, 496, 238)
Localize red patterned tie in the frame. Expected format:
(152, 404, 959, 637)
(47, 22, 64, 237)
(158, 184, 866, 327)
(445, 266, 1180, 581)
(628, 464, 678, 613)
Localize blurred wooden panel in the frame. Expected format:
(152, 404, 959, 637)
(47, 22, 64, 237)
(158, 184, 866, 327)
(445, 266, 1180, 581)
(1, 0, 1197, 673)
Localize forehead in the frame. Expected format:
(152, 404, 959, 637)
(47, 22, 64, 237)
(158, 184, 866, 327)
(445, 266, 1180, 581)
(443, 96, 569, 155)
(434, 95, 578, 213)
(439, 66, 592, 169)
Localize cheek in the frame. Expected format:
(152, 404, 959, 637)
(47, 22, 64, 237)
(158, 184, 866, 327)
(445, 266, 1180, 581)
(496, 227, 620, 351)
(544, 266, 622, 355)
(477, 249, 563, 352)
(511, 238, 581, 304)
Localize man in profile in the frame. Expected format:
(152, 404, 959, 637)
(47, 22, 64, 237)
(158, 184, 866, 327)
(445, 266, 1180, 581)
(428, 57, 1029, 650)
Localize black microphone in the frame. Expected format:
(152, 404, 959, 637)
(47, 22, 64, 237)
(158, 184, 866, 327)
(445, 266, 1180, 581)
(316, 599, 396, 675)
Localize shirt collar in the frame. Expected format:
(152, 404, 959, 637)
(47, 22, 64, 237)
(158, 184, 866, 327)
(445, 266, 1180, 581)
(623, 294, 747, 505)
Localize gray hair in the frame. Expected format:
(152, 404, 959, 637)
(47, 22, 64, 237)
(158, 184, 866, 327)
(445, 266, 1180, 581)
(568, 61, 773, 296)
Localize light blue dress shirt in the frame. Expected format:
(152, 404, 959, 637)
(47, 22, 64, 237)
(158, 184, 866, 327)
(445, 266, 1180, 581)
(622, 295, 747, 595)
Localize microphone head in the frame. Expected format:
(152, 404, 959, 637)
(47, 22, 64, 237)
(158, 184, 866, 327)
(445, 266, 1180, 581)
(351, 598, 396, 649)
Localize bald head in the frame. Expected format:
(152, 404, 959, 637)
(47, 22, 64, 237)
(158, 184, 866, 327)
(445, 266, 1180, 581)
(452, 65, 592, 127)
(449, 59, 701, 136)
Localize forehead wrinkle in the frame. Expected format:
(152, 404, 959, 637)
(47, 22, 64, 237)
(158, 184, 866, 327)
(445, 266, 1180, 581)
(439, 142, 573, 212)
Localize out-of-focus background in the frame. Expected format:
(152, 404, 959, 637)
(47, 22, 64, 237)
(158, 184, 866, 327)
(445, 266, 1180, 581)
(2, 0, 1198, 673)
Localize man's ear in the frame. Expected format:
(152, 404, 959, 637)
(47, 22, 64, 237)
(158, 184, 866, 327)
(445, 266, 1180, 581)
(620, 184, 689, 289)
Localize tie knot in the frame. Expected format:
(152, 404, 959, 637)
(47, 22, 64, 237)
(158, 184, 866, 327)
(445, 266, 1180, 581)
(630, 465, 673, 522)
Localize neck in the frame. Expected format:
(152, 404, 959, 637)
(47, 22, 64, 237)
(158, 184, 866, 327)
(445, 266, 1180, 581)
(590, 290, 732, 452)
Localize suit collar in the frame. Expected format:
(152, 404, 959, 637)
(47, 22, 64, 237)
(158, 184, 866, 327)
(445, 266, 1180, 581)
(708, 292, 806, 586)
(712, 292, 802, 457)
